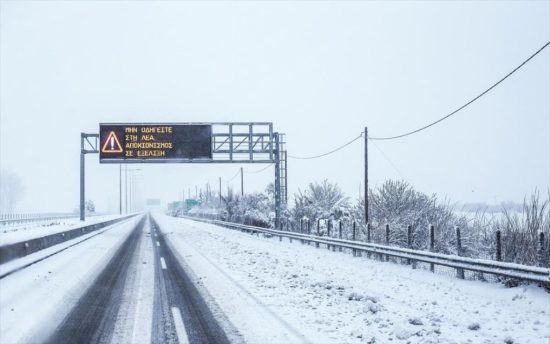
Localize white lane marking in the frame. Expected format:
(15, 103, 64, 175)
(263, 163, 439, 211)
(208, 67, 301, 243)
(160, 257, 167, 270)
(156, 241, 160, 247)
(171, 307, 190, 344)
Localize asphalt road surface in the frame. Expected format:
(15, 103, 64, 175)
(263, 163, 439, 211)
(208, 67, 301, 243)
(46, 214, 230, 344)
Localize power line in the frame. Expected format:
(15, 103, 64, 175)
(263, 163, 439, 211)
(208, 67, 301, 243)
(368, 136, 406, 180)
(288, 132, 364, 160)
(227, 169, 241, 182)
(245, 163, 274, 174)
(370, 41, 550, 141)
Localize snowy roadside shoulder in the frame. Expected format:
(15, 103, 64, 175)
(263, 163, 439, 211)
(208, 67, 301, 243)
(155, 214, 550, 344)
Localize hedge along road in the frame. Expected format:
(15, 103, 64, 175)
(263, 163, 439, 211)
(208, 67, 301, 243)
(46, 214, 231, 344)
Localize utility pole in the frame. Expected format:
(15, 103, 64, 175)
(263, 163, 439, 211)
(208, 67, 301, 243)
(364, 126, 369, 225)
(125, 165, 128, 214)
(129, 174, 132, 213)
(240, 167, 244, 196)
(119, 164, 122, 215)
(219, 177, 222, 204)
(195, 185, 198, 198)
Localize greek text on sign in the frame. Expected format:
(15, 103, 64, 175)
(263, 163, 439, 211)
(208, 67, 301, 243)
(99, 123, 212, 163)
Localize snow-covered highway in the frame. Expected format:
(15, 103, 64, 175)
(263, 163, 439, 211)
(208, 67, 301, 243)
(1, 214, 233, 344)
(0, 213, 549, 343)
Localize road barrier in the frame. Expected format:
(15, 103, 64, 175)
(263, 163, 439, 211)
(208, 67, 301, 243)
(0, 215, 137, 264)
(0, 213, 109, 226)
(183, 216, 550, 286)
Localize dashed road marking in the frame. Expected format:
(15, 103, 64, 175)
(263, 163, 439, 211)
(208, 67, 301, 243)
(160, 257, 167, 270)
(156, 241, 160, 247)
(171, 306, 190, 344)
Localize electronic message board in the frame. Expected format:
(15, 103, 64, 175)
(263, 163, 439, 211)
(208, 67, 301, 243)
(99, 123, 212, 163)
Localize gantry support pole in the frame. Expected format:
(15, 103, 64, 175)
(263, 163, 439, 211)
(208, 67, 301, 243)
(80, 134, 85, 221)
(274, 132, 281, 229)
(364, 126, 369, 225)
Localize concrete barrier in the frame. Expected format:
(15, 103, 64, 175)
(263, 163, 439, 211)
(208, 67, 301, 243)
(0, 215, 137, 264)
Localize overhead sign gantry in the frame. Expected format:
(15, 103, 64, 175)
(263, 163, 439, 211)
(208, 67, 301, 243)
(81, 122, 287, 227)
(99, 124, 213, 162)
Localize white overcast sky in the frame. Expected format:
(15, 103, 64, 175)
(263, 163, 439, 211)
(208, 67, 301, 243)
(1, 1, 549, 213)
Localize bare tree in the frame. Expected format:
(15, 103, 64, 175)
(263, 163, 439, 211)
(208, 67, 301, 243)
(0, 169, 25, 213)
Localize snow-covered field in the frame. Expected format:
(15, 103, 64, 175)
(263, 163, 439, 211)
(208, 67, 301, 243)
(0, 214, 125, 246)
(156, 214, 550, 344)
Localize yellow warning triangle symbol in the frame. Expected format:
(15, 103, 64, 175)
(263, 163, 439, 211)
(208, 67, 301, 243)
(101, 131, 124, 153)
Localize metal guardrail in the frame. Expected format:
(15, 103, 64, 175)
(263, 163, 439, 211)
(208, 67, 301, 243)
(183, 216, 550, 286)
(0, 213, 109, 226)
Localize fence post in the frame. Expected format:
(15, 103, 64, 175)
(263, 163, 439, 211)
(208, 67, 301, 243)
(365, 223, 371, 258)
(429, 224, 435, 272)
(496, 230, 502, 262)
(338, 221, 343, 252)
(537, 232, 546, 267)
(407, 225, 412, 265)
(300, 219, 306, 245)
(327, 220, 332, 250)
(316, 219, 320, 248)
(385, 224, 390, 261)
(456, 227, 465, 279)
(352, 221, 357, 257)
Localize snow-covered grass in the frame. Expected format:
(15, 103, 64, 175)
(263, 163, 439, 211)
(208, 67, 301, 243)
(156, 214, 550, 344)
(0, 214, 125, 246)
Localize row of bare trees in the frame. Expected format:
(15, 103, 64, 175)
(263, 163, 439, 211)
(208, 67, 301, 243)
(178, 178, 549, 268)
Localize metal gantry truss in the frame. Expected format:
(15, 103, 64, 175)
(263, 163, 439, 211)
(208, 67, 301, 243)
(211, 123, 274, 163)
(79, 123, 287, 227)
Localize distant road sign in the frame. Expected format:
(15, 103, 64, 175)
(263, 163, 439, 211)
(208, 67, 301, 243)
(99, 123, 212, 163)
(146, 198, 161, 206)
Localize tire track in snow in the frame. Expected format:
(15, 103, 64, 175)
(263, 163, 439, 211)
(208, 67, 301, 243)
(45, 216, 146, 344)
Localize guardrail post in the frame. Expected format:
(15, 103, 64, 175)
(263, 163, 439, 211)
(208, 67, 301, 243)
(352, 221, 357, 257)
(537, 232, 546, 267)
(456, 227, 465, 279)
(327, 220, 332, 250)
(316, 219, 320, 248)
(364, 223, 370, 258)
(429, 224, 435, 272)
(338, 221, 343, 252)
(407, 225, 412, 265)
(385, 224, 390, 261)
(331, 220, 337, 252)
(307, 219, 311, 245)
(300, 219, 304, 244)
(496, 230, 502, 262)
